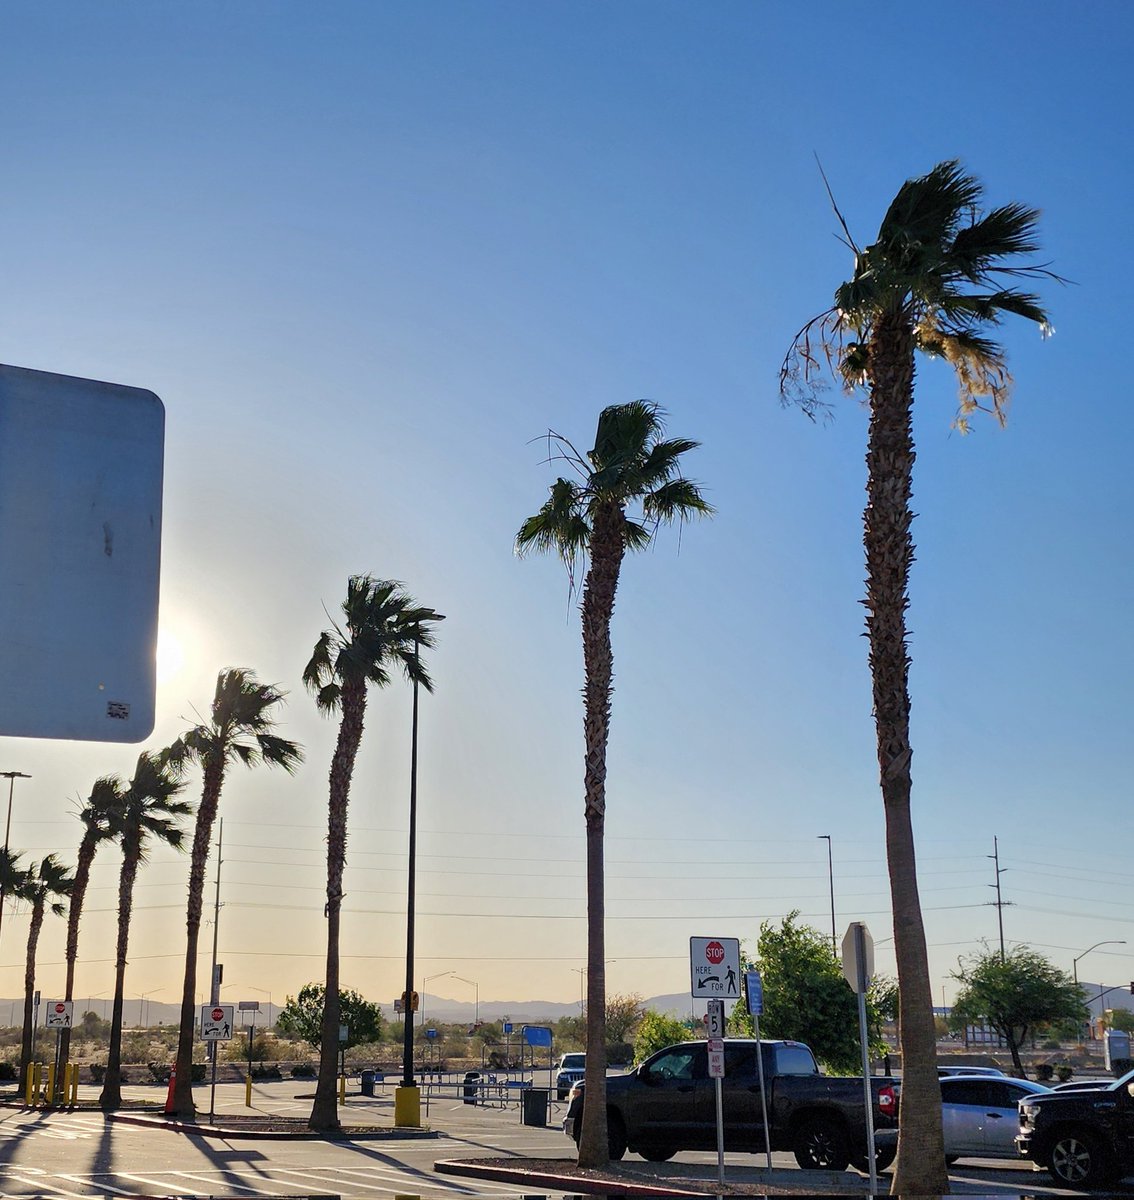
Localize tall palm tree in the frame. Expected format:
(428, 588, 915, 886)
(59, 777, 126, 1083)
(516, 400, 712, 1167)
(100, 751, 191, 1111)
(782, 160, 1057, 1195)
(164, 669, 302, 1118)
(303, 576, 442, 1132)
(17, 854, 73, 1083)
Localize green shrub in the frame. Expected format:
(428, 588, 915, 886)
(290, 1063, 316, 1078)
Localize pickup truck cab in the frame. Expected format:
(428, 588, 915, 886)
(563, 1037, 898, 1171)
(1017, 1066, 1134, 1189)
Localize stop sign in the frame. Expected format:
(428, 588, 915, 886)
(705, 941, 725, 965)
(211, 1007, 224, 1021)
(55, 1002, 65, 1013)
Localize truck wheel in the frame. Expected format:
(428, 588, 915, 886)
(793, 1117, 850, 1172)
(639, 1145, 676, 1162)
(1046, 1130, 1116, 1189)
(607, 1112, 627, 1162)
(850, 1144, 896, 1173)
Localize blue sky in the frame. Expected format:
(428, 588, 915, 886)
(0, 2, 1131, 1019)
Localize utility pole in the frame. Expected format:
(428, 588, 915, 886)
(818, 835, 836, 956)
(988, 836, 1009, 961)
(0, 771, 31, 947)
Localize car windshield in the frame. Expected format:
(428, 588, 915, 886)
(561, 1054, 584, 1069)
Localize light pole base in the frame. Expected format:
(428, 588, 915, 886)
(394, 1085, 421, 1127)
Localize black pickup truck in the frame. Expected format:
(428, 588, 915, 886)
(1016, 1067, 1134, 1189)
(562, 1038, 898, 1171)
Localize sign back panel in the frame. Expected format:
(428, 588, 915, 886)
(0, 363, 163, 742)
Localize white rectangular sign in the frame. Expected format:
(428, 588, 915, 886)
(44, 1000, 73, 1028)
(199, 1004, 235, 1041)
(707, 1037, 725, 1078)
(690, 936, 741, 998)
(706, 998, 726, 1038)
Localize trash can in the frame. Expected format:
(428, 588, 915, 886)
(521, 1087, 548, 1127)
(360, 1069, 376, 1097)
(462, 1071, 481, 1104)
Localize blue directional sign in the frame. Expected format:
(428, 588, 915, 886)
(745, 969, 763, 1016)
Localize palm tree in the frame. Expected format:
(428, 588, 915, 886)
(782, 160, 1057, 1195)
(164, 669, 302, 1118)
(516, 400, 712, 1166)
(303, 576, 442, 1131)
(59, 777, 126, 1084)
(17, 854, 73, 1083)
(100, 751, 191, 1111)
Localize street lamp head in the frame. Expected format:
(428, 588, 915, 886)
(1, 772, 31, 780)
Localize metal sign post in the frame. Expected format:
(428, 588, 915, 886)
(706, 999, 726, 1187)
(744, 971, 772, 1170)
(200, 1004, 235, 1122)
(841, 922, 879, 1193)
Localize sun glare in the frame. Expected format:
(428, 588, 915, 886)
(156, 629, 185, 684)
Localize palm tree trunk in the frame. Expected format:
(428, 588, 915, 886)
(576, 500, 625, 1169)
(19, 901, 44, 1085)
(101, 840, 139, 1111)
(865, 313, 948, 1197)
(60, 836, 97, 1084)
(171, 754, 225, 1117)
(310, 680, 366, 1132)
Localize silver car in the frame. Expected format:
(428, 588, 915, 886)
(941, 1074, 1051, 1162)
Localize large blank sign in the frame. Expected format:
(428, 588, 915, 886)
(0, 363, 163, 742)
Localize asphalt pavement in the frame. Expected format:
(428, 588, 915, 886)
(2, 1077, 1131, 1197)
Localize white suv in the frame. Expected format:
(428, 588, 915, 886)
(555, 1052, 585, 1100)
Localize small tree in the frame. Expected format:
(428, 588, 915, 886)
(605, 993, 645, 1049)
(276, 983, 383, 1051)
(951, 946, 1087, 1077)
(731, 912, 886, 1074)
(633, 1011, 689, 1062)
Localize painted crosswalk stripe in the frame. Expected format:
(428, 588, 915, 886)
(57, 1173, 142, 1195)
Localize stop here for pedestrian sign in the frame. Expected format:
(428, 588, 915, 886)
(690, 936, 740, 997)
(199, 1004, 235, 1040)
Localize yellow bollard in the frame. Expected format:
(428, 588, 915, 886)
(245, 1075, 252, 1107)
(338, 1072, 346, 1104)
(24, 1063, 35, 1106)
(45, 1062, 55, 1106)
(393, 1085, 421, 1128)
(70, 1061, 79, 1105)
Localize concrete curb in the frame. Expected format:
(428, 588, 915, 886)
(106, 1111, 440, 1140)
(435, 1157, 708, 1196)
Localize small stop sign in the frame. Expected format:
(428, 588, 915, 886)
(55, 1002, 65, 1013)
(705, 941, 725, 965)
(211, 1007, 224, 1021)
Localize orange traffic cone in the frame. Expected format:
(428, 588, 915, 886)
(164, 1066, 177, 1114)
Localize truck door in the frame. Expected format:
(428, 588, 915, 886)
(636, 1044, 710, 1149)
(711, 1042, 766, 1151)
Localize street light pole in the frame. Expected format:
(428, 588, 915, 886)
(0, 771, 31, 947)
(398, 611, 444, 1127)
(452, 975, 479, 1025)
(1073, 940, 1127, 987)
(421, 971, 454, 1028)
(818, 835, 835, 956)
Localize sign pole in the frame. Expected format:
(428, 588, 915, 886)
(753, 1012, 772, 1170)
(842, 922, 879, 1194)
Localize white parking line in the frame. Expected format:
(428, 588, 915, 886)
(56, 1174, 143, 1195)
(167, 1169, 287, 1194)
(0, 1175, 88, 1198)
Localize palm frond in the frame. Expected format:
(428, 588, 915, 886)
(642, 478, 715, 525)
(256, 733, 304, 772)
(949, 202, 1042, 277)
(315, 682, 342, 713)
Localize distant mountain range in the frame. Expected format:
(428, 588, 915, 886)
(13, 984, 1130, 1030)
(7, 991, 698, 1030)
